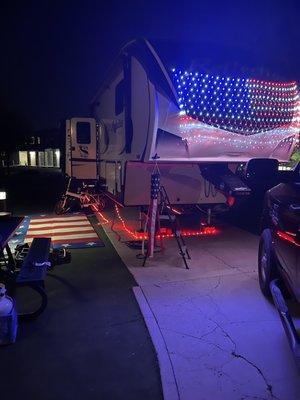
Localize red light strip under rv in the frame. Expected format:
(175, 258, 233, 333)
(91, 203, 218, 240)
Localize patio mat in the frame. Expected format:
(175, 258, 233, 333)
(10, 213, 104, 249)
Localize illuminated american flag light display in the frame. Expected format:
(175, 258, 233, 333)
(171, 69, 300, 136)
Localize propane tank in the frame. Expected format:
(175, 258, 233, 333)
(0, 283, 17, 345)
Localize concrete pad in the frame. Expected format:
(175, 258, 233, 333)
(133, 286, 179, 400)
(102, 209, 300, 400)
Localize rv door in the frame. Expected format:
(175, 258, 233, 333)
(67, 117, 98, 180)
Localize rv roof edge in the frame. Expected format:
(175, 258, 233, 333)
(91, 38, 178, 107)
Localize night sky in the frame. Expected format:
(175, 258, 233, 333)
(1, 0, 300, 130)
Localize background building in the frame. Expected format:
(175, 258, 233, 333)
(8, 127, 64, 169)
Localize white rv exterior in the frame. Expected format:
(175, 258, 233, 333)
(65, 39, 299, 206)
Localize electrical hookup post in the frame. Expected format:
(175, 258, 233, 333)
(142, 155, 191, 269)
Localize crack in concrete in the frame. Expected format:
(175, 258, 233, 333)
(209, 318, 237, 351)
(205, 294, 230, 323)
(164, 327, 229, 354)
(212, 275, 222, 291)
(227, 319, 276, 325)
(207, 318, 280, 400)
(193, 287, 279, 400)
(140, 270, 248, 289)
(164, 323, 282, 400)
(202, 247, 249, 275)
(177, 281, 278, 399)
(166, 326, 217, 343)
(231, 351, 279, 400)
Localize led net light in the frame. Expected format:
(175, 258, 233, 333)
(172, 69, 300, 136)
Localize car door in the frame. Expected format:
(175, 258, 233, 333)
(274, 175, 300, 296)
(296, 227, 300, 301)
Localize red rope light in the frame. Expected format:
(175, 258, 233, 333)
(83, 193, 109, 224)
(90, 203, 109, 224)
(113, 205, 218, 239)
(114, 205, 146, 240)
(87, 195, 218, 239)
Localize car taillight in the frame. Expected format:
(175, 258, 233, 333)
(227, 196, 235, 207)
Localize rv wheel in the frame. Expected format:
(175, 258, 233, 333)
(258, 229, 278, 297)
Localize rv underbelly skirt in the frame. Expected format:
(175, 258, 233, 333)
(123, 162, 226, 206)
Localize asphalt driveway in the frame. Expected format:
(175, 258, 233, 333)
(0, 219, 163, 400)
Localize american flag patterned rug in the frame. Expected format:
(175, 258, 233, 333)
(16, 213, 104, 249)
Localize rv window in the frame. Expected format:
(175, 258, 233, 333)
(76, 122, 91, 144)
(115, 79, 125, 116)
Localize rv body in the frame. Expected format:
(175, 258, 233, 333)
(65, 39, 299, 207)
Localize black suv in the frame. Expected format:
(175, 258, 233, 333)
(258, 161, 300, 364)
(259, 161, 300, 296)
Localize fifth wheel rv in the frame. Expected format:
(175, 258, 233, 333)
(63, 38, 299, 211)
